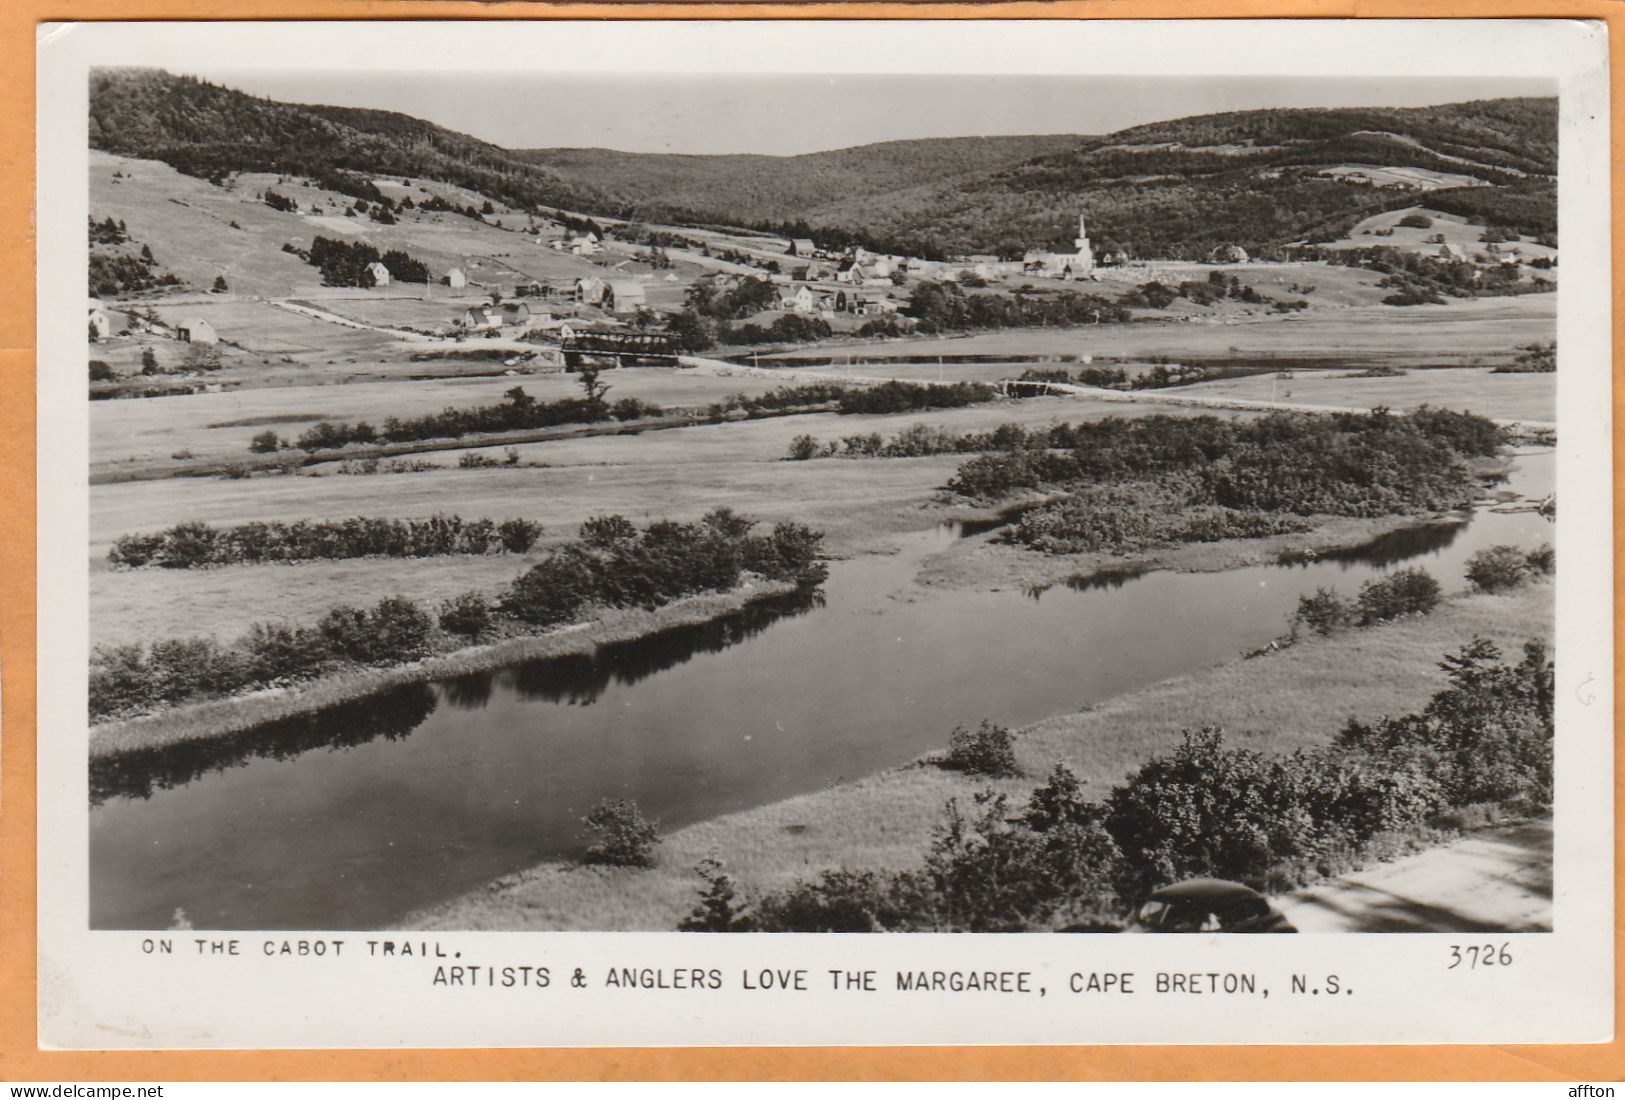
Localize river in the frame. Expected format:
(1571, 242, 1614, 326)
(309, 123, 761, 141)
(88, 450, 1555, 930)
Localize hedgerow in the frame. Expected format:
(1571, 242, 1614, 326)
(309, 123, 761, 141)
(107, 515, 542, 568)
(90, 512, 827, 721)
(274, 386, 666, 453)
(710, 380, 997, 420)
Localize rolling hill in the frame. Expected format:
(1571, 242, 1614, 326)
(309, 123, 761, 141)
(89, 68, 618, 221)
(523, 99, 1557, 259)
(90, 69, 1556, 262)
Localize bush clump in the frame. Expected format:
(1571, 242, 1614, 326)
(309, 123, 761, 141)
(1356, 568, 1441, 624)
(89, 593, 436, 719)
(1465, 545, 1533, 592)
(438, 591, 494, 638)
(1293, 587, 1357, 636)
(500, 510, 826, 628)
(938, 720, 1021, 777)
(582, 798, 661, 867)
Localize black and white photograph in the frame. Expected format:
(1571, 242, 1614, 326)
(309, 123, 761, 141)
(37, 18, 1613, 1049)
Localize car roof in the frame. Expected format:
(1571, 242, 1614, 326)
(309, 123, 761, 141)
(1146, 878, 1265, 903)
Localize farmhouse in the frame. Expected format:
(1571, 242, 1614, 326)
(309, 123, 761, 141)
(575, 276, 608, 306)
(444, 268, 467, 289)
(88, 308, 113, 342)
(365, 262, 391, 287)
(461, 305, 500, 331)
(835, 259, 870, 284)
(176, 318, 217, 345)
(778, 285, 818, 314)
(1210, 244, 1250, 264)
(501, 302, 532, 327)
(787, 238, 818, 257)
(603, 280, 647, 313)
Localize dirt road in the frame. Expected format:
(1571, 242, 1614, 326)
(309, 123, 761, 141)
(1282, 820, 1553, 932)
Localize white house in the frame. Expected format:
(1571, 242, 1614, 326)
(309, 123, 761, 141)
(176, 318, 218, 345)
(575, 276, 609, 306)
(787, 238, 818, 257)
(365, 262, 391, 287)
(461, 305, 500, 331)
(87, 308, 113, 342)
(444, 268, 467, 289)
(778, 285, 818, 314)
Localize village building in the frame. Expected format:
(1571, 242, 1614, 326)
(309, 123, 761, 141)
(460, 305, 500, 331)
(602, 280, 647, 313)
(365, 262, 391, 287)
(501, 302, 532, 327)
(566, 232, 602, 256)
(444, 268, 467, 289)
(87, 308, 113, 342)
(836, 289, 898, 317)
(787, 238, 818, 258)
(778, 285, 818, 314)
(575, 276, 608, 306)
(1210, 244, 1250, 264)
(1023, 214, 1097, 280)
(176, 318, 217, 345)
(835, 259, 870, 284)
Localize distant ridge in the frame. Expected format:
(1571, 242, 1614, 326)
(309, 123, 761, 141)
(90, 69, 1555, 260)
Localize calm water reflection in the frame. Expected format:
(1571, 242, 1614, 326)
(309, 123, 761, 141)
(89, 451, 1555, 930)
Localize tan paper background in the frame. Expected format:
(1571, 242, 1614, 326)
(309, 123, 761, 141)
(1, 0, 1620, 1079)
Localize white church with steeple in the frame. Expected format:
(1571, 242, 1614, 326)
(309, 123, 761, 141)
(1023, 212, 1096, 280)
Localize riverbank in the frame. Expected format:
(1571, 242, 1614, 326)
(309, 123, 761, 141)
(916, 509, 1473, 592)
(404, 578, 1553, 931)
(89, 580, 799, 759)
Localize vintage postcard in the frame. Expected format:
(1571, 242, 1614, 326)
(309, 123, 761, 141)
(34, 17, 1613, 1049)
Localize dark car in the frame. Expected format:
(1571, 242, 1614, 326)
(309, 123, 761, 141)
(1127, 878, 1297, 933)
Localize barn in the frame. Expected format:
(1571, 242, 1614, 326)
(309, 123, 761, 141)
(366, 262, 391, 287)
(603, 280, 647, 313)
(176, 318, 217, 345)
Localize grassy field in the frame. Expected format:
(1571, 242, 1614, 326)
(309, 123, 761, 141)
(405, 579, 1553, 931)
(1178, 366, 1555, 424)
(90, 367, 801, 472)
(92, 394, 1235, 644)
(765, 294, 1555, 368)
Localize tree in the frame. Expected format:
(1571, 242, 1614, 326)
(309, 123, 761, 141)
(212, 274, 229, 293)
(140, 347, 158, 376)
(678, 858, 753, 931)
(576, 364, 611, 419)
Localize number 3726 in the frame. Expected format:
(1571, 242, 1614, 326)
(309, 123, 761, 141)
(1449, 943, 1512, 969)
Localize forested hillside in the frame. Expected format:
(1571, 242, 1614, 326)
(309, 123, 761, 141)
(89, 68, 619, 219)
(517, 135, 1096, 225)
(529, 98, 1556, 259)
(90, 69, 1555, 262)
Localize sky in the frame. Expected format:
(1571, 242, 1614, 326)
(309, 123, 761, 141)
(203, 71, 1553, 157)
